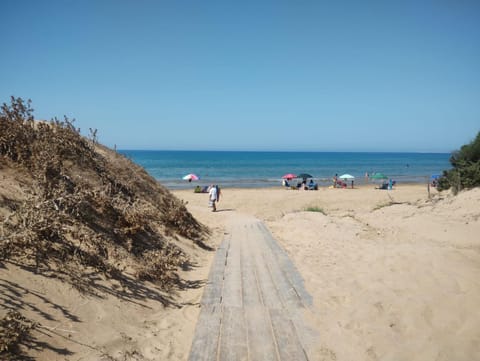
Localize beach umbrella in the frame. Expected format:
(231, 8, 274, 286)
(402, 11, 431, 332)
(339, 174, 355, 180)
(430, 174, 441, 180)
(370, 172, 388, 180)
(282, 173, 297, 180)
(297, 173, 313, 179)
(182, 173, 200, 181)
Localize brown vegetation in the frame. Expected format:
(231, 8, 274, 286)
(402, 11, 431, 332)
(0, 97, 210, 359)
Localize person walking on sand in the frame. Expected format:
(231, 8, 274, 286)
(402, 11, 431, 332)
(215, 184, 221, 204)
(208, 184, 218, 212)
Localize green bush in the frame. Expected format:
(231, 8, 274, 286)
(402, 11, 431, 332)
(304, 206, 326, 215)
(438, 131, 480, 194)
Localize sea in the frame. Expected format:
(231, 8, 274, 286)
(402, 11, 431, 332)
(119, 150, 451, 190)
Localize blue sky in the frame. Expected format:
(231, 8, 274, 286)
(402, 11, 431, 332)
(1, 0, 479, 152)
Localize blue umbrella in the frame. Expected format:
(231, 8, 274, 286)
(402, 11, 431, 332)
(297, 173, 313, 179)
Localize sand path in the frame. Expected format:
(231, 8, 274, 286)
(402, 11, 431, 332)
(188, 213, 317, 361)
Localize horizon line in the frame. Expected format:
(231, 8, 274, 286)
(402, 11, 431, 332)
(116, 149, 451, 154)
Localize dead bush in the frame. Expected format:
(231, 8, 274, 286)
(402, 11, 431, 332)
(0, 97, 210, 292)
(0, 310, 37, 358)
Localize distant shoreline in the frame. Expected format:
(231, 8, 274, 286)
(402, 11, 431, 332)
(165, 179, 432, 191)
(120, 150, 449, 190)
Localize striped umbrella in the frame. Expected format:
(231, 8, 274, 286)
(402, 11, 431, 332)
(182, 173, 200, 181)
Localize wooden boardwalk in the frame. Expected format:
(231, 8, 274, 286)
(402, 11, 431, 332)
(188, 215, 317, 361)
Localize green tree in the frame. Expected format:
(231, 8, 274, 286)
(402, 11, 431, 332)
(438, 131, 480, 193)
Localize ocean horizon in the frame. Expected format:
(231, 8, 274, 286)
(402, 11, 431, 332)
(119, 150, 451, 190)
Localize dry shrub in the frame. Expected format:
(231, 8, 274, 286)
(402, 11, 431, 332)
(136, 246, 186, 288)
(0, 310, 37, 359)
(0, 96, 210, 293)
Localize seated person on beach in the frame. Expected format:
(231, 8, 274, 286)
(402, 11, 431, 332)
(308, 179, 318, 190)
(376, 182, 388, 190)
(302, 180, 307, 190)
(282, 179, 290, 187)
(195, 185, 210, 193)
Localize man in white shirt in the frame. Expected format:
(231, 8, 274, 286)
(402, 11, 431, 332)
(208, 184, 217, 212)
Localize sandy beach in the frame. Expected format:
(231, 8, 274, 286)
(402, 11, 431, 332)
(3, 0, 479, 357)
(174, 184, 480, 361)
(2, 183, 480, 360)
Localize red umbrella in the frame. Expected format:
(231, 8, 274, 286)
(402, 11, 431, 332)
(282, 173, 297, 180)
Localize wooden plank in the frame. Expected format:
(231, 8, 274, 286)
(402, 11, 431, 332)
(269, 309, 308, 361)
(255, 221, 318, 358)
(222, 235, 243, 308)
(251, 222, 301, 309)
(188, 304, 222, 361)
(250, 236, 282, 310)
(245, 306, 278, 361)
(256, 222, 313, 307)
(218, 306, 248, 361)
(263, 249, 303, 310)
(288, 308, 320, 361)
(241, 225, 263, 307)
(201, 238, 229, 305)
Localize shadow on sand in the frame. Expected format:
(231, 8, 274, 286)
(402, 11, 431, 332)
(0, 259, 207, 360)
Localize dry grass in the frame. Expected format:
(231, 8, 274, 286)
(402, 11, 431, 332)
(0, 310, 37, 359)
(0, 97, 210, 359)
